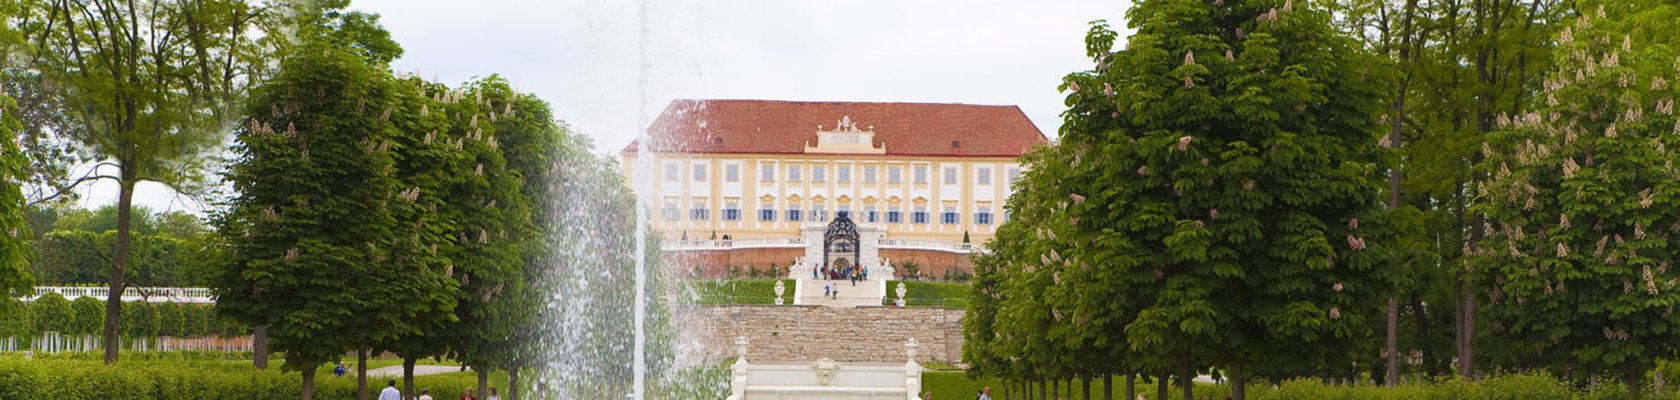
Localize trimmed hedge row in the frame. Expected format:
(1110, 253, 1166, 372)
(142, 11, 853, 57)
(0, 359, 482, 400)
(0, 294, 248, 339)
(921, 371, 1660, 400)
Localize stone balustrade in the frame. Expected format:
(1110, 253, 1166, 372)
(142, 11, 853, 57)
(24, 287, 216, 304)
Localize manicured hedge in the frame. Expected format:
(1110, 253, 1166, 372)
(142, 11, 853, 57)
(0, 359, 485, 400)
(892, 281, 970, 308)
(0, 294, 246, 339)
(689, 279, 793, 305)
(920, 371, 1658, 400)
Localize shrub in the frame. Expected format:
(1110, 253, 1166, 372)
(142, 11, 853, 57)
(0, 359, 489, 400)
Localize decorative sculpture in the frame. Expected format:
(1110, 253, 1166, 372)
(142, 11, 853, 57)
(896, 282, 908, 307)
(774, 280, 787, 305)
(812, 358, 841, 386)
(906, 338, 920, 361)
(735, 336, 750, 360)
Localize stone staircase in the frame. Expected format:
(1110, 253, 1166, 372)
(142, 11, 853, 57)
(727, 337, 923, 400)
(795, 276, 886, 308)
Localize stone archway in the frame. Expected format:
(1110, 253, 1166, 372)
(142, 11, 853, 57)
(823, 211, 861, 278)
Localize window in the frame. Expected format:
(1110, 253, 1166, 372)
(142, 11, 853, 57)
(941, 206, 959, 225)
(693, 164, 708, 182)
(865, 205, 879, 223)
(886, 206, 903, 224)
(661, 198, 680, 221)
(723, 200, 741, 221)
(813, 165, 827, 182)
(725, 164, 740, 182)
(787, 204, 803, 222)
(976, 208, 994, 225)
(811, 204, 827, 222)
(914, 166, 928, 184)
(690, 202, 709, 221)
(943, 167, 958, 185)
(1007, 167, 1021, 185)
(912, 206, 929, 224)
(758, 204, 776, 221)
(888, 166, 903, 183)
(663, 163, 679, 182)
(838, 166, 851, 183)
(761, 163, 776, 182)
(788, 165, 802, 182)
(863, 166, 877, 183)
(977, 167, 992, 185)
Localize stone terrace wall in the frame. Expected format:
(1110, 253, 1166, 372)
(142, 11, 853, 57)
(678, 305, 966, 363)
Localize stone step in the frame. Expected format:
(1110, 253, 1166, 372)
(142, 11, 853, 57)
(744, 363, 907, 388)
(744, 385, 907, 400)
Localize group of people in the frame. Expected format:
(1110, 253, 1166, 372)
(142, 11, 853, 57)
(375, 379, 502, 400)
(815, 265, 868, 285)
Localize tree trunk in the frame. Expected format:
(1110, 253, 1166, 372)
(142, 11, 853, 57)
(303, 367, 318, 400)
(404, 357, 417, 400)
(1386, 297, 1400, 386)
(1041, 379, 1048, 400)
(253, 325, 270, 370)
(1411, 293, 1437, 377)
(509, 367, 520, 400)
(1052, 379, 1059, 400)
(1461, 292, 1476, 378)
(1231, 364, 1247, 400)
(103, 178, 136, 364)
(1156, 373, 1168, 400)
(1179, 353, 1194, 400)
(358, 349, 369, 400)
(1103, 375, 1112, 400)
(477, 366, 490, 400)
(1082, 377, 1091, 400)
(1125, 374, 1135, 400)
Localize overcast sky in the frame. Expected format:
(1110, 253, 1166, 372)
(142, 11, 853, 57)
(71, 0, 1134, 214)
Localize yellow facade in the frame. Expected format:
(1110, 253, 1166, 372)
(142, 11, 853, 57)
(622, 131, 1024, 245)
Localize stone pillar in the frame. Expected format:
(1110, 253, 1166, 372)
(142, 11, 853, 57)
(904, 338, 922, 400)
(729, 336, 749, 400)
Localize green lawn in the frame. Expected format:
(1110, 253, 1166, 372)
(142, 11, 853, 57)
(688, 279, 794, 305)
(891, 280, 971, 308)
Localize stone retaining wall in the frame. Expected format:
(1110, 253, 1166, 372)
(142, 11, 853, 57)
(678, 305, 966, 363)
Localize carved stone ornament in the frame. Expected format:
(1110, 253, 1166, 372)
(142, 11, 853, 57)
(812, 358, 840, 386)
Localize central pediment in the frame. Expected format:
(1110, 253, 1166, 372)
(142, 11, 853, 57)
(805, 115, 887, 154)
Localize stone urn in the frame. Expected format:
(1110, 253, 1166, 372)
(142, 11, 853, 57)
(812, 358, 840, 386)
(735, 336, 750, 361)
(895, 282, 908, 307)
(906, 338, 920, 361)
(773, 280, 787, 305)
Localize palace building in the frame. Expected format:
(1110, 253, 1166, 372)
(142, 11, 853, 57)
(622, 100, 1046, 279)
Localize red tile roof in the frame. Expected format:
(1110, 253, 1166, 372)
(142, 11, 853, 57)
(622, 100, 1047, 158)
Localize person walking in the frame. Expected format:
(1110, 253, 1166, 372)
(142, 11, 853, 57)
(459, 388, 478, 400)
(334, 362, 347, 378)
(486, 387, 502, 400)
(419, 389, 434, 400)
(377, 379, 401, 400)
(979, 386, 992, 400)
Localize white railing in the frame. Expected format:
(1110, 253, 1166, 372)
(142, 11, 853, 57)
(878, 239, 984, 253)
(24, 287, 216, 304)
(664, 237, 806, 251)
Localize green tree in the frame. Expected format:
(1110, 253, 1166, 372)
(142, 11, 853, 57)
(1471, 3, 1680, 394)
(0, 81, 33, 307)
(11, 0, 269, 364)
(1330, 0, 1568, 378)
(977, 1, 1404, 398)
(210, 31, 436, 400)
